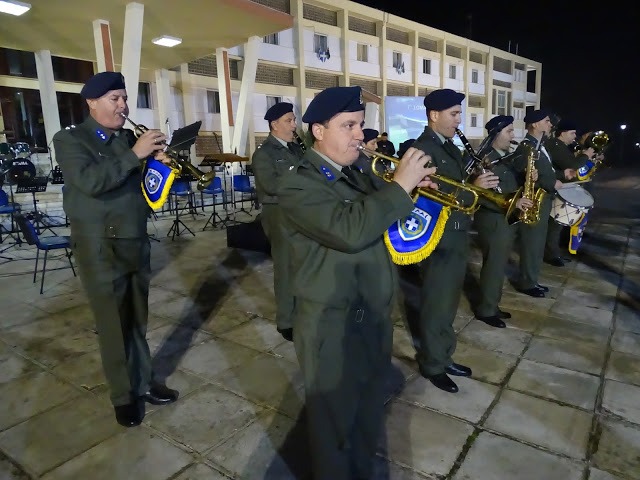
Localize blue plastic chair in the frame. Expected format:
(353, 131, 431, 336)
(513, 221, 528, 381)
(232, 174, 257, 215)
(0, 189, 21, 253)
(14, 214, 76, 294)
(200, 177, 226, 230)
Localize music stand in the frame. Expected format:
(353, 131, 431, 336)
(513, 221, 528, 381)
(164, 122, 201, 238)
(16, 176, 57, 235)
(204, 153, 249, 226)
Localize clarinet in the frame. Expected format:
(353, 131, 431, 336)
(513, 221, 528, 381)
(456, 128, 503, 193)
(293, 131, 307, 153)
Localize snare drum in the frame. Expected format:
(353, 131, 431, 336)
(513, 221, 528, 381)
(550, 184, 594, 226)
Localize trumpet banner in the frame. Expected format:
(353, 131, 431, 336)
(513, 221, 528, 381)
(141, 158, 179, 209)
(576, 160, 595, 181)
(569, 212, 588, 255)
(384, 196, 450, 265)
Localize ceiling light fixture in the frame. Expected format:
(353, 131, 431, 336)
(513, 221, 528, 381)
(0, 0, 31, 16)
(152, 35, 182, 48)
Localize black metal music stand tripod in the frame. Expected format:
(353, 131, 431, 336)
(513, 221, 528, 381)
(16, 177, 58, 235)
(0, 178, 23, 260)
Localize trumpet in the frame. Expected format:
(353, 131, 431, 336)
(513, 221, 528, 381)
(357, 145, 479, 214)
(120, 113, 215, 190)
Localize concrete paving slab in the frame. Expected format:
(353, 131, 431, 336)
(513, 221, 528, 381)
(550, 302, 614, 329)
(605, 351, 640, 387)
(207, 411, 309, 480)
(485, 389, 592, 459)
(589, 468, 628, 480)
(602, 379, 640, 425)
(49, 349, 105, 390)
(0, 451, 31, 480)
(379, 400, 473, 477)
(458, 322, 532, 356)
(536, 317, 610, 348)
(610, 329, 640, 356)
(499, 309, 546, 333)
(40, 428, 194, 480)
(496, 291, 556, 315)
(452, 342, 518, 384)
(593, 419, 640, 480)
(524, 336, 606, 375)
(398, 375, 499, 423)
(507, 359, 600, 410)
(145, 383, 261, 454)
(614, 305, 640, 334)
(0, 371, 82, 432)
(0, 348, 43, 384)
(0, 301, 48, 330)
(270, 340, 297, 364)
(0, 394, 119, 477)
(218, 317, 286, 353)
(173, 463, 229, 479)
(452, 431, 584, 480)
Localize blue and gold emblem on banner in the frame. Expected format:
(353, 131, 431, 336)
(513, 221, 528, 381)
(569, 212, 588, 254)
(384, 196, 450, 265)
(577, 160, 595, 181)
(141, 158, 178, 209)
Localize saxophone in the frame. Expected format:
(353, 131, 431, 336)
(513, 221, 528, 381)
(518, 141, 546, 225)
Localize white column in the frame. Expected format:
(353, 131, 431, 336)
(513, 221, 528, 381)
(216, 48, 233, 152)
(120, 2, 144, 120)
(412, 32, 419, 96)
(231, 36, 259, 157)
(34, 50, 61, 165)
(154, 68, 171, 135)
(364, 102, 378, 129)
(179, 63, 197, 159)
(338, 9, 349, 87)
(378, 19, 387, 131)
(292, 0, 306, 128)
(92, 19, 114, 72)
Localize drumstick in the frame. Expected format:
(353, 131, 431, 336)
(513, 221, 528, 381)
(558, 179, 592, 188)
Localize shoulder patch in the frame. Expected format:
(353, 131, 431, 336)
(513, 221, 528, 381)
(320, 165, 335, 180)
(95, 129, 108, 142)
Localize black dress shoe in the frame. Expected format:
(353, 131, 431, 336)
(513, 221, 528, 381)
(114, 400, 144, 427)
(517, 287, 545, 298)
(142, 383, 179, 405)
(560, 256, 572, 263)
(445, 362, 473, 376)
(277, 327, 293, 342)
(535, 284, 549, 293)
(476, 314, 507, 328)
(545, 256, 565, 267)
(497, 309, 511, 319)
(427, 373, 458, 393)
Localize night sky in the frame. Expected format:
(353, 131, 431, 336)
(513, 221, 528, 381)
(353, 0, 640, 162)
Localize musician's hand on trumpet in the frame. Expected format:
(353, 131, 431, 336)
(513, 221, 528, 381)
(473, 171, 500, 190)
(154, 151, 173, 166)
(516, 197, 534, 212)
(392, 147, 438, 195)
(132, 129, 167, 159)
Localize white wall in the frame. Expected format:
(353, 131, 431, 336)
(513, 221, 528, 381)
(303, 29, 342, 72)
(348, 40, 380, 78)
(513, 89, 525, 101)
(493, 71, 512, 83)
(259, 29, 296, 65)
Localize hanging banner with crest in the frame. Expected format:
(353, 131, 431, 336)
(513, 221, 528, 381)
(569, 212, 588, 254)
(141, 158, 179, 209)
(384, 196, 450, 265)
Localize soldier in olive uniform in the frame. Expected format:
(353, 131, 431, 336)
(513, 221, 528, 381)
(410, 89, 495, 393)
(279, 86, 437, 480)
(251, 102, 304, 341)
(512, 110, 564, 298)
(53, 72, 178, 428)
(543, 119, 585, 266)
(352, 128, 387, 190)
(473, 116, 534, 328)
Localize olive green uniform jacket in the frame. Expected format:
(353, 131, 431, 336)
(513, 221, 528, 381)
(279, 148, 413, 479)
(251, 134, 303, 330)
(512, 134, 556, 289)
(410, 126, 472, 376)
(53, 115, 153, 407)
(473, 148, 521, 317)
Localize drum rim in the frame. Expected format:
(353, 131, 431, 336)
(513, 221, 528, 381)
(554, 189, 594, 209)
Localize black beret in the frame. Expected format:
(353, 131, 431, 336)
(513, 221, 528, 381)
(81, 72, 126, 99)
(523, 109, 549, 123)
(264, 102, 294, 122)
(423, 88, 465, 111)
(397, 138, 416, 157)
(302, 86, 364, 124)
(485, 115, 514, 133)
(556, 119, 577, 132)
(363, 128, 379, 143)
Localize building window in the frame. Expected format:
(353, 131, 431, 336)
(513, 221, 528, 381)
(137, 82, 151, 109)
(263, 33, 279, 45)
(207, 90, 220, 114)
(497, 90, 506, 115)
(449, 64, 457, 79)
(422, 58, 431, 74)
(266, 95, 282, 110)
(314, 34, 328, 54)
(470, 114, 477, 128)
(471, 69, 479, 84)
(357, 43, 368, 62)
(392, 51, 403, 68)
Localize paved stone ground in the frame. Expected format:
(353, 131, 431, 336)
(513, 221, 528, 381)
(0, 169, 639, 480)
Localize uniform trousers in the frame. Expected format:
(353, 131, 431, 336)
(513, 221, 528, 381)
(518, 196, 552, 289)
(72, 236, 152, 406)
(293, 298, 392, 480)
